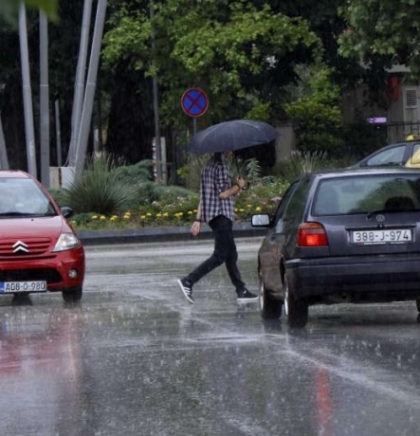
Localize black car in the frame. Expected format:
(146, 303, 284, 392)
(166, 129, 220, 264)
(251, 167, 420, 328)
(352, 140, 420, 168)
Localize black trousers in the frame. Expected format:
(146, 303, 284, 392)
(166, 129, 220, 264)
(186, 215, 246, 292)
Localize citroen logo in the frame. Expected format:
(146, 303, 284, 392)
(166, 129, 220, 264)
(13, 241, 29, 254)
(376, 214, 386, 223)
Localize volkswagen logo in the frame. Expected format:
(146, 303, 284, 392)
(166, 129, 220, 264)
(13, 240, 29, 254)
(376, 214, 386, 223)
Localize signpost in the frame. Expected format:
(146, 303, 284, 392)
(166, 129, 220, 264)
(181, 87, 209, 134)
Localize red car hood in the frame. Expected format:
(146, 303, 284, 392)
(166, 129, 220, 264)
(0, 216, 67, 239)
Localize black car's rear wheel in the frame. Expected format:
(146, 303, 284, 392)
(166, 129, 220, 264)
(62, 286, 82, 304)
(416, 299, 420, 313)
(259, 272, 282, 319)
(284, 275, 308, 328)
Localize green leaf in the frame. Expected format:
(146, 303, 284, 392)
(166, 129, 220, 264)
(0, 0, 57, 22)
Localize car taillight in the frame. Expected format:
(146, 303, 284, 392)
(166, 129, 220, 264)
(297, 222, 329, 247)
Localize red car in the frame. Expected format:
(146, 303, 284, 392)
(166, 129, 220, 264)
(0, 170, 85, 302)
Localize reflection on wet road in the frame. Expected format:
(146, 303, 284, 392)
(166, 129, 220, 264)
(0, 238, 420, 436)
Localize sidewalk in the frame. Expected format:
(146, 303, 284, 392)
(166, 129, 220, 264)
(78, 222, 266, 245)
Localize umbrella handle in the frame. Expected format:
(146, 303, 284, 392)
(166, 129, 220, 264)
(234, 155, 240, 175)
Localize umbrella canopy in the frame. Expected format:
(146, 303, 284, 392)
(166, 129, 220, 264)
(187, 119, 277, 154)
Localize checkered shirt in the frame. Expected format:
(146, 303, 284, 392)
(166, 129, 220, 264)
(200, 156, 235, 223)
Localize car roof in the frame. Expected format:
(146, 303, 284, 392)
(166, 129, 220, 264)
(0, 170, 31, 179)
(304, 166, 420, 181)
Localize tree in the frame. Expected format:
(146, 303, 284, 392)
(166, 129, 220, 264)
(0, 0, 91, 169)
(339, 0, 420, 76)
(0, 0, 57, 21)
(101, 0, 322, 165)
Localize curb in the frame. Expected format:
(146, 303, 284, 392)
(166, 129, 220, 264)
(78, 222, 266, 246)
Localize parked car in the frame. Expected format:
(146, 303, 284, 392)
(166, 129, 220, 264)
(352, 140, 420, 168)
(0, 170, 85, 303)
(251, 167, 420, 328)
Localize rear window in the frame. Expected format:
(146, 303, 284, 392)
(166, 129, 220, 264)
(312, 174, 420, 216)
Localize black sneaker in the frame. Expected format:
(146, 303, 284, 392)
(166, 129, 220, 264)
(177, 278, 194, 304)
(237, 288, 258, 303)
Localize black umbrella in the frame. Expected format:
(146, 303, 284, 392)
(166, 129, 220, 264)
(187, 119, 277, 154)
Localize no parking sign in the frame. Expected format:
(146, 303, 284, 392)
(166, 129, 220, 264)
(181, 88, 209, 118)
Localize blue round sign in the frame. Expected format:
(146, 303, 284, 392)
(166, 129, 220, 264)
(181, 88, 209, 118)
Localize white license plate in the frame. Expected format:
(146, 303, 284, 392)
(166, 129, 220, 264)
(0, 281, 47, 293)
(351, 229, 412, 245)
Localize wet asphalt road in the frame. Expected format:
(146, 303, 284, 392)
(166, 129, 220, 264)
(1, 237, 420, 436)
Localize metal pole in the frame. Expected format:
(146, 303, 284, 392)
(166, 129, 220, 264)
(19, 3, 37, 176)
(39, 10, 50, 186)
(150, 2, 163, 182)
(55, 99, 62, 166)
(75, 0, 108, 177)
(0, 114, 9, 169)
(69, 0, 93, 167)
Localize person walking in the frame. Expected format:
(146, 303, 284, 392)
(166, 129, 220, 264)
(176, 150, 258, 304)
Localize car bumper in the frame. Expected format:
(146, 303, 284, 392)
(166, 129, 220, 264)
(0, 247, 85, 293)
(285, 254, 420, 302)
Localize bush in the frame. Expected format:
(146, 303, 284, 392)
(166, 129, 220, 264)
(113, 160, 153, 184)
(273, 150, 334, 183)
(61, 155, 138, 215)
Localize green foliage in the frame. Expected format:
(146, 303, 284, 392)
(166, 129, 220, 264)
(284, 66, 344, 154)
(339, 0, 420, 76)
(61, 155, 138, 215)
(0, 0, 57, 22)
(103, 0, 322, 128)
(112, 160, 153, 185)
(177, 154, 210, 190)
(273, 150, 336, 183)
(235, 178, 289, 219)
(48, 188, 66, 206)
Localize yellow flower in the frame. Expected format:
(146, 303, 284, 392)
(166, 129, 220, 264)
(140, 215, 146, 220)
(92, 215, 98, 220)
(147, 213, 152, 217)
(256, 206, 261, 212)
(156, 213, 162, 218)
(100, 215, 106, 220)
(239, 208, 245, 212)
(123, 214, 130, 220)
(187, 211, 193, 215)
(110, 216, 118, 222)
(163, 212, 169, 217)
(247, 204, 252, 208)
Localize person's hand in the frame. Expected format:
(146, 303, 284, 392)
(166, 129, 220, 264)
(190, 221, 201, 237)
(236, 176, 246, 189)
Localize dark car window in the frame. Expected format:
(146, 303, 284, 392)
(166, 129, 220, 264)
(312, 174, 420, 216)
(271, 181, 299, 224)
(365, 145, 407, 166)
(275, 178, 310, 232)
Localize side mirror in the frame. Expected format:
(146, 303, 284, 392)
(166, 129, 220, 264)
(61, 206, 74, 219)
(251, 213, 270, 227)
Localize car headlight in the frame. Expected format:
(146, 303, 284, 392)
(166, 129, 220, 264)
(53, 233, 81, 252)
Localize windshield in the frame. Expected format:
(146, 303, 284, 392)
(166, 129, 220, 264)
(0, 178, 57, 217)
(312, 174, 420, 216)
